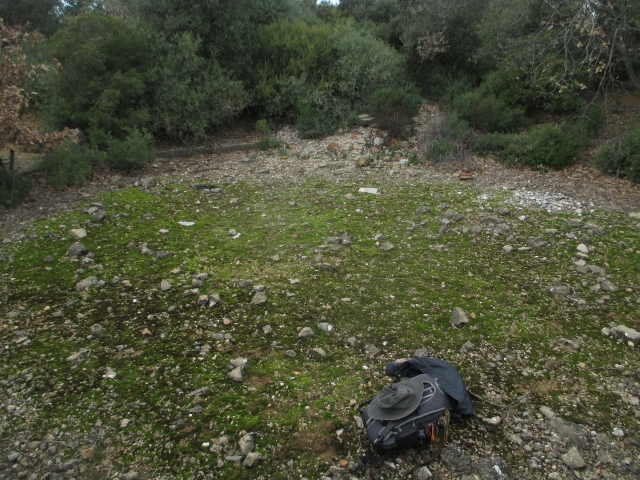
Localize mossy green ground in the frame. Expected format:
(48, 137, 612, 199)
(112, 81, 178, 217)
(1, 177, 639, 479)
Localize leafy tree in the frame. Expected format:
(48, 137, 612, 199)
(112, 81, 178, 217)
(40, 14, 150, 141)
(0, 20, 74, 206)
(0, 0, 61, 36)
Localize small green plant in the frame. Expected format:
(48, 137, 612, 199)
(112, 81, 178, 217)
(257, 120, 280, 150)
(295, 103, 335, 139)
(450, 90, 529, 133)
(39, 141, 106, 191)
(106, 129, 154, 171)
(0, 168, 32, 208)
(369, 86, 421, 139)
(523, 123, 579, 170)
(408, 153, 419, 165)
(594, 123, 640, 181)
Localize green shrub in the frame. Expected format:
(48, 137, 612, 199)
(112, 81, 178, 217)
(0, 169, 32, 208)
(39, 141, 105, 190)
(147, 33, 248, 140)
(450, 90, 528, 133)
(106, 129, 154, 171)
(368, 86, 421, 138)
(256, 120, 281, 150)
(594, 124, 640, 181)
(523, 124, 579, 170)
(473, 133, 526, 167)
(420, 112, 471, 163)
(41, 15, 151, 141)
(253, 19, 407, 135)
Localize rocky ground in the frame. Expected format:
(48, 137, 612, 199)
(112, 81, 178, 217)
(1, 105, 640, 480)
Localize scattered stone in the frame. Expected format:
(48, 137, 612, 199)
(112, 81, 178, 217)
(379, 242, 394, 251)
(318, 263, 335, 271)
(415, 466, 432, 480)
(121, 471, 138, 480)
(373, 233, 386, 241)
(526, 236, 548, 248)
(344, 193, 355, 200)
(251, 292, 268, 306)
(502, 245, 513, 253)
(496, 207, 511, 217)
(67, 348, 91, 363)
(440, 445, 474, 475)
(629, 212, 640, 220)
(298, 327, 315, 339)
(156, 251, 173, 259)
(364, 344, 380, 356)
(239, 434, 255, 455)
(76, 276, 99, 291)
(561, 447, 586, 469)
(415, 206, 432, 215)
(285, 350, 297, 357)
(474, 456, 512, 480)
(43, 255, 55, 263)
(612, 427, 624, 438)
(161, 279, 173, 291)
(429, 244, 446, 252)
(608, 325, 640, 347)
(482, 416, 501, 426)
(92, 211, 106, 223)
(601, 280, 618, 292)
(90, 324, 104, 336)
(460, 341, 475, 352)
(588, 264, 606, 276)
(549, 286, 571, 295)
(480, 215, 504, 225)
(263, 325, 272, 334)
(311, 347, 327, 358)
(69, 228, 87, 240)
(577, 243, 589, 254)
(230, 198, 241, 206)
(450, 307, 469, 327)
(67, 242, 90, 257)
(539, 406, 555, 419)
(317, 322, 334, 334)
(228, 358, 248, 382)
(243, 452, 261, 468)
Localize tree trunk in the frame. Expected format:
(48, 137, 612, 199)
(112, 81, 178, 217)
(617, 39, 640, 91)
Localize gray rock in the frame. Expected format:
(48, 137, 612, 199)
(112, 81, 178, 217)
(364, 344, 380, 356)
(460, 341, 475, 352)
(415, 466, 432, 479)
(251, 292, 268, 306)
(92, 211, 106, 223)
(344, 193, 355, 200)
(156, 251, 173, 259)
(298, 327, 315, 339)
(43, 255, 55, 263)
(263, 325, 272, 334)
(76, 276, 99, 291)
(480, 215, 504, 225)
(539, 406, 555, 419)
(230, 198, 241, 206)
(318, 263, 335, 271)
(90, 324, 104, 336)
(496, 207, 511, 217)
(237, 279, 253, 289)
(311, 347, 327, 359)
(440, 444, 474, 474)
(373, 233, 386, 241)
(67, 242, 90, 257)
(67, 348, 90, 363)
(238, 434, 255, 455)
(610, 325, 640, 347)
(587, 264, 606, 276)
(601, 280, 618, 292)
(502, 245, 513, 253)
(526, 236, 548, 248)
(317, 322, 334, 334)
(285, 350, 297, 357)
(561, 447, 586, 469)
(416, 206, 432, 215)
(566, 219, 583, 227)
(228, 367, 245, 383)
(550, 418, 589, 449)
(379, 242, 394, 251)
(121, 472, 138, 480)
(414, 348, 430, 358)
(243, 452, 261, 468)
(549, 286, 571, 295)
(161, 279, 173, 291)
(474, 456, 512, 479)
(450, 307, 469, 327)
(8, 452, 19, 462)
(69, 228, 87, 240)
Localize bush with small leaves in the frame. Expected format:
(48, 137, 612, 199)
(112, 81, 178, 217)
(594, 124, 640, 181)
(368, 86, 421, 139)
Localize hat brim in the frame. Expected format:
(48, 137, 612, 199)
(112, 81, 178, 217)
(367, 377, 424, 421)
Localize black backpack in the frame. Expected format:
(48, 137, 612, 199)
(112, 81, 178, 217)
(357, 374, 450, 476)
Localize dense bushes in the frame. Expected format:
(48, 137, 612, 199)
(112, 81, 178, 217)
(368, 86, 421, 138)
(594, 124, 640, 181)
(0, 169, 32, 207)
(473, 124, 581, 170)
(253, 19, 408, 137)
(448, 89, 529, 133)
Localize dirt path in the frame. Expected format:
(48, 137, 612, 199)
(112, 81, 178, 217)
(2, 105, 640, 237)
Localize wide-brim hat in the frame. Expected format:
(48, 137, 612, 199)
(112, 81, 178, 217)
(367, 377, 423, 421)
